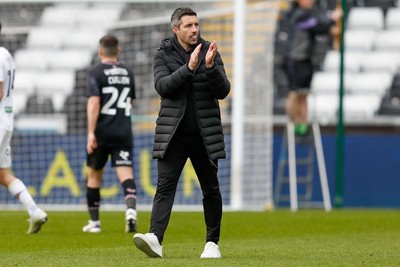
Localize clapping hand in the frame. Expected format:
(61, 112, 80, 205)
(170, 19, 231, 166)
(188, 43, 202, 71)
(206, 41, 217, 68)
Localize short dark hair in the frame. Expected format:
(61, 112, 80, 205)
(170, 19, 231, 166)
(99, 35, 119, 56)
(170, 7, 197, 28)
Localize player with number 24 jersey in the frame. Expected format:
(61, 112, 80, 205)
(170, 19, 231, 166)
(83, 35, 138, 234)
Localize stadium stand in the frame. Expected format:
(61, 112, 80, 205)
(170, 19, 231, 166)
(7, 0, 400, 122)
(273, 0, 338, 116)
(319, 2, 400, 118)
(8, 2, 124, 133)
(273, 0, 400, 119)
(5, 1, 235, 134)
(0, 1, 279, 211)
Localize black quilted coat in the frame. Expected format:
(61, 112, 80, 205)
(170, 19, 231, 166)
(152, 36, 231, 161)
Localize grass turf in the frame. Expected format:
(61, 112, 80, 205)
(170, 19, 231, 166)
(0, 209, 399, 266)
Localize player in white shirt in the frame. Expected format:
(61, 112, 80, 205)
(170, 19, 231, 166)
(0, 22, 47, 234)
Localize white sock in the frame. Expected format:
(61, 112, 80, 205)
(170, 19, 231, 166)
(8, 179, 38, 216)
(90, 220, 100, 226)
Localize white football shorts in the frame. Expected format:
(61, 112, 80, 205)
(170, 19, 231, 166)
(0, 129, 12, 168)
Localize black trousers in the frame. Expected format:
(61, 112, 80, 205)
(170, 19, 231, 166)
(150, 133, 223, 244)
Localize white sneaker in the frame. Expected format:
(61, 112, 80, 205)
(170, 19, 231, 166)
(27, 209, 48, 234)
(133, 233, 162, 258)
(200, 242, 221, 258)
(82, 220, 101, 233)
(125, 209, 137, 233)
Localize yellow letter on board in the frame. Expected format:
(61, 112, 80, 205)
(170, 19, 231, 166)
(40, 150, 80, 197)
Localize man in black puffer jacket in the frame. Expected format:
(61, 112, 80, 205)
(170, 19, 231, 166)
(134, 7, 230, 259)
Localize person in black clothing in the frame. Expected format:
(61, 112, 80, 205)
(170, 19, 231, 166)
(133, 7, 230, 258)
(285, 0, 342, 135)
(83, 35, 138, 233)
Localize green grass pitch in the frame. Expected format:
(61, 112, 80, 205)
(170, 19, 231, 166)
(0, 209, 399, 266)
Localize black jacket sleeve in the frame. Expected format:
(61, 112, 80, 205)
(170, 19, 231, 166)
(153, 52, 194, 98)
(206, 52, 231, 99)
